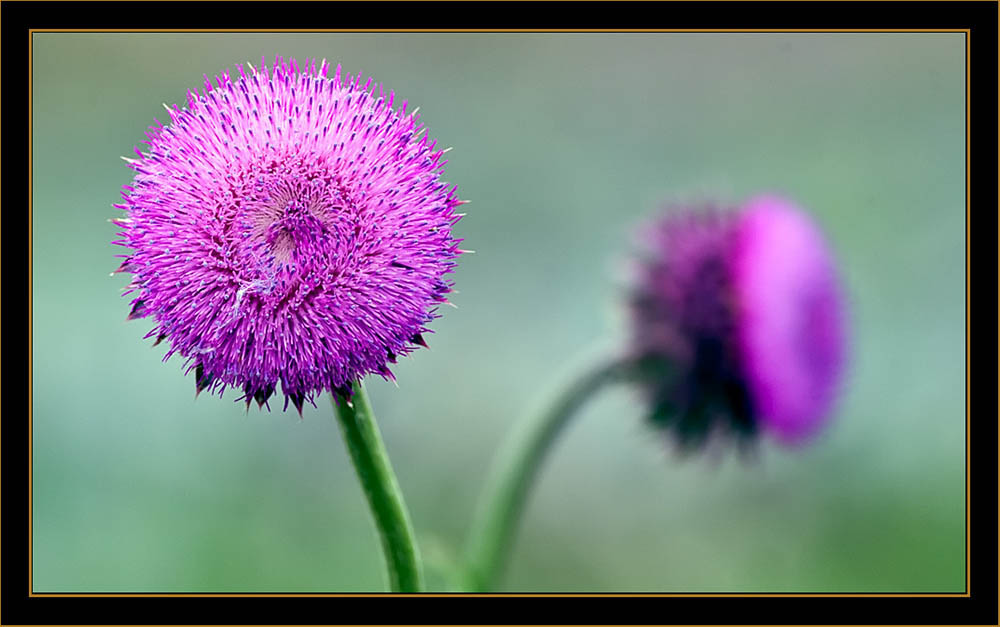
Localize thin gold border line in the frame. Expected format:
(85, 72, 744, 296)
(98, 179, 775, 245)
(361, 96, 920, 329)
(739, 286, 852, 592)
(25, 592, 972, 598)
(11, 0, 996, 4)
(964, 28, 971, 596)
(28, 29, 34, 599)
(25, 28, 973, 599)
(7, 0, 1000, 2)
(28, 28, 970, 33)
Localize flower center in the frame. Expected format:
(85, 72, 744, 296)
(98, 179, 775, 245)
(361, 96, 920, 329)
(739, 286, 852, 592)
(264, 199, 329, 264)
(227, 155, 363, 307)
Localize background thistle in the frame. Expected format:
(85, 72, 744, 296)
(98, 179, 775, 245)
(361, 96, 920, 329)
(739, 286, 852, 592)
(629, 195, 847, 451)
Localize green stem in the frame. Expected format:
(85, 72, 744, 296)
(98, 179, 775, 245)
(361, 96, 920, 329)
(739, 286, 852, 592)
(332, 380, 424, 592)
(462, 357, 632, 591)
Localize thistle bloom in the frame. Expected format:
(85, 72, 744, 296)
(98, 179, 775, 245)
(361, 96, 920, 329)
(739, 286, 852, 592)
(113, 56, 464, 412)
(630, 195, 847, 448)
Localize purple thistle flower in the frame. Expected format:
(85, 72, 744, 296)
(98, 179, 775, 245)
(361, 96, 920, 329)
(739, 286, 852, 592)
(112, 56, 465, 412)
(629, 194, 847, 449)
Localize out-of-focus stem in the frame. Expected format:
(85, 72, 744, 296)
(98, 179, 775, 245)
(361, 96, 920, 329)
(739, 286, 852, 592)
(462, 357, 632, 592)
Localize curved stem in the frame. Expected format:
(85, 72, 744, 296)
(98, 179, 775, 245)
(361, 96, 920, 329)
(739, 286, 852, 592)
(332, 380, 424, 592)
(462, 356, 632, 591)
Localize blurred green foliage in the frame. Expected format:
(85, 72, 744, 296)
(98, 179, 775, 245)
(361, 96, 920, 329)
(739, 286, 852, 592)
(32, 33, 965, 592)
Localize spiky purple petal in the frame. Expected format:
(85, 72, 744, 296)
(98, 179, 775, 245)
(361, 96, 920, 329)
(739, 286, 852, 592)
(731, 195, 847, 444)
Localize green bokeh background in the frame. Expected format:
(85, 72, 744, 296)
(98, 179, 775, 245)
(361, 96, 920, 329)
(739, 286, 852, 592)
(32, 33, 965, 593)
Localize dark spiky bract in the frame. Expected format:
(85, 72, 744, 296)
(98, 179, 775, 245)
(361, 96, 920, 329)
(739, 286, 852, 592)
(630, 206, 755, 451)
(113, 56, 464, 411)
(629, 196, 847, 451)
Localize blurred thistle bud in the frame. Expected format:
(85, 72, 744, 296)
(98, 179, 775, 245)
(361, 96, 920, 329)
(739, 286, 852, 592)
(628, 194, 848, 451)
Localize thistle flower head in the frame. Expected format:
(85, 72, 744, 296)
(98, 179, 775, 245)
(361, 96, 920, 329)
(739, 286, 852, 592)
(112, 56, 464, 412)
(629, 195, 847, 449)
